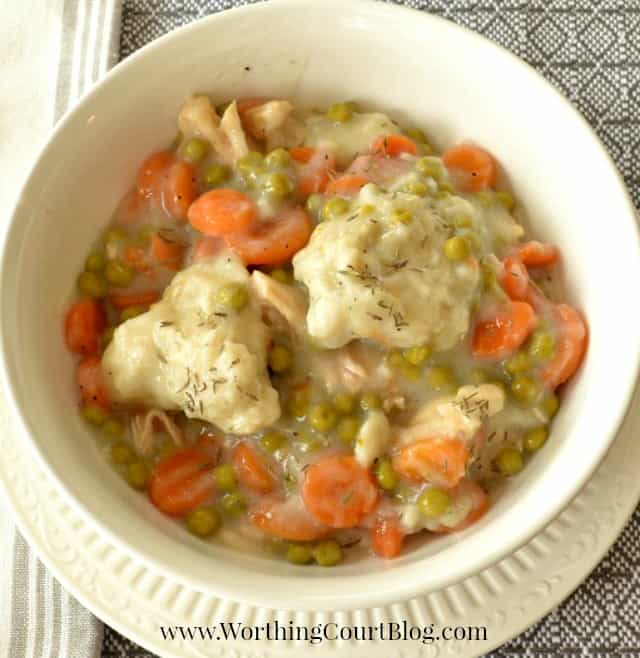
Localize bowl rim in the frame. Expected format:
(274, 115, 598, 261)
(1, 0, 639, 611)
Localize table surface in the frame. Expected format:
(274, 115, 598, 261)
(102, 1, 640, 656)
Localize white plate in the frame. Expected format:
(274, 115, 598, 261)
(2, 377, 638, 658)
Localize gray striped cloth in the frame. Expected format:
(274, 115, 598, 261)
(1, 2, 121, 657)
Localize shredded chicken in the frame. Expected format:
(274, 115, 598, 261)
(177, 95, 248, 165)
(354, 409, 391, 468)
(131, 409, 184, 456)
(249, 271, 308, 335)
(243, 100, 294, 141)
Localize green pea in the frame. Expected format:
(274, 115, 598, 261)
(104, 260, 134, 287)
(102, 418, 124, 437)
(496, 191, 515, 211)
(332, 392, 356, 414)
(119, 305, 146, 323)
(102, 326, 115, 350)
(454, 215, 473, 229)
(322, 197, 350, 221)
(203, 163, 231, 187)
(262, 172, 294, 198)
(186, 506, 221, 537)
(504, 352, 530, 374)
(327, 102, 354, 123)
(85, 252, 105, 272)
(405, 127, 428, 144)
(403, 181, 428, 197)
(81, 404, 108, 426)
(217, 283, 249, 310)
(403, 345, 432, 366)
(360, 392, 381, 411)
(268, 344, 292, 373)
(126, 461, 150, 490)
(524, 426, 549, 453)
(495, 447, 523, 476)
(444, 236, 469, 261)
(469, 368, 488, 385)
(418, 487, 451, 518)
(313, 540, 343, 566)
(295, 431, 324, 453)
(104, 227, 127, 244)
(529, 331, 555, 361)
(510, 375, 539, 404)
(261, 431, 286, 453)
(391, 208, 413, 225)
(287, 387, 310, 418)
(111, 442, 134, 465)
(265, 148, 291, 169)
(306, 193, 325, 217)
(375, 458, 399, 491)
(438, 182, 454, 195)
(183, 137, 208, 162)
(427, 366, 456, 392)
(77, 271, 107, 298)
(309, 403, 338, 433)
(336, 416, 360, 444)
(220, 492, 245, 515)
(286, 543, 313, 564)
(213, 464, 236, 492)
(542, 393, 560, 418)
(416, 157, 443, 180)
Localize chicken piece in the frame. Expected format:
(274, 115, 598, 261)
(397, 384, 505, 447)
(177, 95, 248, 165)
(242, 100, 294, 141)
(249, 271, 308, 335)
(354, 409, 391, 468)
(130, 409, 184, 456)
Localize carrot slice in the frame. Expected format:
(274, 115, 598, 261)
(289, 147, 315, 164)
(224, 206, 312, 266)
(249, 497, 330, 541)
(109, 290, 161, 309)
(392, 437, 470, 488)
(76, 355, 110, 409)
(500, 256, 530, 301)
(136, 151, 173, 199)
(64, 299, 105, 356)
(472, 301, 538, 359)
(432, 480, 488, 533)
(442, 144, 497, 192)
(514, 241, 559, 268)
(325, 174, 369, 196)
(150, 233, 185, 270)
(192, 236, 225, 263)
(293, 149, 336, 195)
(302, 454, 378, 528)
(371, 134, 418, 157)
(371, 514, 405, 559)
(541, 304, 587, 389)
(163, 160, 197, 221)
(188, 189, 256, 236)
(231, 441, 275, 494)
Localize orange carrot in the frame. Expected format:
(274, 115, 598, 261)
(136, 151, 173, 199)
(540, 304, 587, 389)
(371, 134, 418, 157)
(301, 454, 378, 528)
(432, 480, 488, 533)
(188, 189, 256, 236)
(64, 300, 105, 356)
(371, 514, 405, 559)
(442, 144, 497, 192)
(192, 235, 225, 263)
(109, 290, 161, 309)
(472, 301, 538, 359)
(224, 206, 312, 266)
(514, 241, 559, 268)
(325, 174, 369, 196)
(150, 232, 185, 270)
(293, 149, 336, 195)
(500, 256, 530, 301)
(249, 497, 330, 541)
(163, 160, 197, 221)
(231, 441, 275, 494)
(289, 147, 315, 164)
(76, 356, 110, 409)
(392, 437, 470, 488)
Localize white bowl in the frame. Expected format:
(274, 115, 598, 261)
(1, 0, 639, 612)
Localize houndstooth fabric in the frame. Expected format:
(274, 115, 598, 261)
(104, 1, 640, 656)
